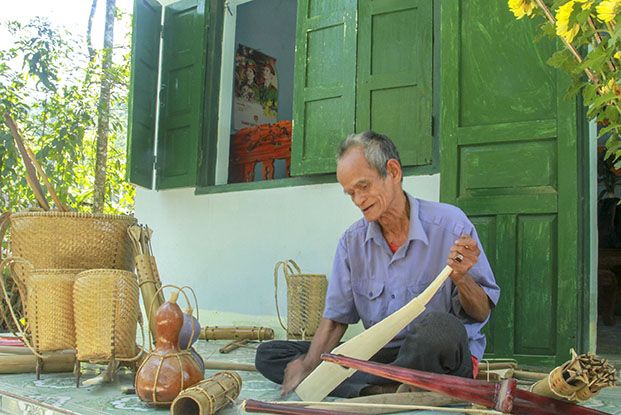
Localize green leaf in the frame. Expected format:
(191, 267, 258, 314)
(547, 50, 572, 68)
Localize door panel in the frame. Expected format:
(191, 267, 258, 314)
(441, 0, 583, 365)
(356, 0, 432, 167)
(157, 0, 207, 189)
(291, 0, 357, 175)
(127, 0, 162, 188)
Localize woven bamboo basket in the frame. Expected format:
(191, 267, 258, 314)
(0, 257, 81, 356)
(274, 259, 327, 340)
(73, 269, 139, 362)
(2, 211, 137, 284)
(27, 268, 82, 353)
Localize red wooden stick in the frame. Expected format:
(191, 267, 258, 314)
(321, 354, 612, 415)
(242, 399, 357, 415)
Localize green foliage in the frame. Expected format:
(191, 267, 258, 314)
(0, 16, 134, 214)
(510, 0, 621, 168)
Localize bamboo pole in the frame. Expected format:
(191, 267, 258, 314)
(25, 147, 69, 212)
(0, 351, 75, 374)
(203, 360, 256, 372)
(322, 354, 612, 415)
(3, 113, 49, 210)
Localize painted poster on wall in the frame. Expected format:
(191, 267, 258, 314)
(233, 44, 278, 130)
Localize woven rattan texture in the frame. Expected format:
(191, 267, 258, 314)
(285, 273, 327, 339)
(171, 371, 242, 415)
(73, 269, 139, 362)
(8, 212, 137, 283)
(27, 269, 82, 352)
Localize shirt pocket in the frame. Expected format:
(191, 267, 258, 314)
(407, 280, 449, 313)
(352, 279, 386, 326)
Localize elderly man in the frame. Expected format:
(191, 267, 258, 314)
(256, 131, 500, 398)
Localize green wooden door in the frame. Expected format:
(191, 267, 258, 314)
(156, 0, 208, 189)
(356, 0, 432, 167)
(440, 1, 585, 366)
(127, 0, 162, 189)
(291, 0, 357, 175)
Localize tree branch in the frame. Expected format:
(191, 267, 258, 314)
(86, 0, 98, 62)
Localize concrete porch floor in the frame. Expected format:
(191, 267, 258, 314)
(0, 337, 618, 415)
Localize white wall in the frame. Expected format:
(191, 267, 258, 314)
(134, 174, 440, 335)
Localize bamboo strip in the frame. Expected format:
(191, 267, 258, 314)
(512, 369, 548, 381)
(3, 113, 49, 210)
(275, 400, 503, 415)
(25, 147, 69, 212)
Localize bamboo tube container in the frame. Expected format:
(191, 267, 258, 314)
(128, 225, 164, 340)
(200, 326, 274, 341)
(203, 361, 256, 372)
(0, 351, 75, 374)
(170, 371, 241, 415)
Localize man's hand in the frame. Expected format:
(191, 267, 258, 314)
(447, 234, 480, 283)
(281, 355, 313, 396)
(447, 234, 490, 322)
(279, 318, 348, 396)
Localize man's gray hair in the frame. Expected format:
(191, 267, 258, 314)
(337, 130, 402, 178)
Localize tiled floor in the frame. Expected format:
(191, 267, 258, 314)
(0, 337, 619, 415)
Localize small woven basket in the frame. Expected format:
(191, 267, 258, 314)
(3, 211, 136, 284)
(0, 257, 81, 355)
(27, 268, 82, 353)
(73, 269, 139, 362)
(274, 259, 327, 340)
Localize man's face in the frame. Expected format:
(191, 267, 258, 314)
(337, 147, 396, 222)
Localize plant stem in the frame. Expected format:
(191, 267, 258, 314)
(588, 15, 616, 72)
(534, 0, 600, 84)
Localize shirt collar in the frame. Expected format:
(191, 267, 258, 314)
(364, 192, 429, 246)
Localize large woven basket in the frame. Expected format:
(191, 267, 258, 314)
(274, 259, 327, 340)
(3, 211, 137, 283)
(73, 269, 139, 362)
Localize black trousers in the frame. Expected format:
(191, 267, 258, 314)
(255, 312, 474, 398)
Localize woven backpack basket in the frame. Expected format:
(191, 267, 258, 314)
(73, 269, 140, 362)
(0, 257, 81, 355)
(27, 268, 82, 353)
(274, 259, 327, 340)
(1, 211, 137, 284)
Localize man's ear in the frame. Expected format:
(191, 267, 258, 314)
(386, 159, 402, 182)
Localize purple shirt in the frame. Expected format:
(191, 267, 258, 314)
(323, 193, 500, 361)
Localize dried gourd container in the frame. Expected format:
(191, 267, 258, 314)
(73, 269, 139, 363)
(2, 211, 137, 284)
(274, 259, 327, 340)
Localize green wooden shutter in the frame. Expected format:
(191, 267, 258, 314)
(127, 0, 161, 189)
(356, 0, 432, 167)
(440, 1, 585, 366)
(291, 0, 357, 175)
(156, 0, 208, 189)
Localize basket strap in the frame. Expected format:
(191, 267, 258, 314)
(0, 256, 44, 358)
(274, 261, 288, 332)
(0, 211, 11, 260)
(274, 259, 303, 333)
